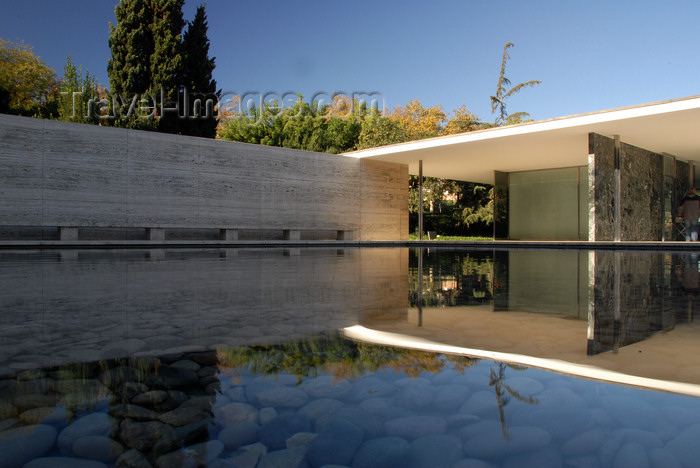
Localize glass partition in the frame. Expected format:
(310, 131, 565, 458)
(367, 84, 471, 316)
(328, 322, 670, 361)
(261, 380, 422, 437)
(508, 167, 584, 240)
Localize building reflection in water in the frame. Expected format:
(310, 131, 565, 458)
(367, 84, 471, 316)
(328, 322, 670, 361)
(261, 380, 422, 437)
(406, 248, 700, 359)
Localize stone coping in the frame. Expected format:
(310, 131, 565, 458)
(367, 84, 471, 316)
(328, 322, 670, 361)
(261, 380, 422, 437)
(1, 239, 700, 251)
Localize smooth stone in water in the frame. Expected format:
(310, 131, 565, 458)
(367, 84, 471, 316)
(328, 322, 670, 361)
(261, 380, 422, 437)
(463, 426, 551, 460)
(109, 404, 160, 421)
(301, 375, 352, 399)
(72, 435, 124, 462)
(58, 412, 116, 456)
(19, 406, 72, 425)
(384, 415, 447, 440)
(0, 400, 16, 419)
(602, 395, 658, 430)
(214, 402, 258, 424)
(511, 407, 591, 440)
(503, 446, 563, 468)
(660, 405, 700, 429)
(118, 419, 173, 452)
(158, 405, 210, 426)
(0, 424, 57, 467)
(458, 420, 502, 441)
(613, 442, 649, 468)
(170, 359, 201, 372)
(226, 449, 262, 468)
(433, 384, 471, 411)
(147, 366, 199, 388)
(259, 407, 277, 425)
(257, 446, 308, 468)
(398, 383, 435, 409)
(452, 459, 499, 468)
(23, 457, 108, 468)
(352, 436, 410, 468)
(152, 418, 213, 455)
(131, 390, 168, 407)
(226, 386, 247, 402)
(316, 408, 384, 440)
(307, 417, 364, 467)
(155, 440, 224, 468)
(459, 391, 498, 417)
(663, 423, 700, 467)
(561, 429, 607, 456)
(408, 434, 463, 468)
(298, 398, 344, 422)
(259, 413, 312, 450)
(346, 377, 396, 402)
(502, 377, 545, 396)
(535, 386, 587, 409)
(286, 431, 318, 448)
(648, 448, 682, 468)
(114, 448, 153, 468)
(13, 394, 56, 412)
(217, 421, 260, 450)
(256, 386, 309, 408)
(599, 428, 663, 466)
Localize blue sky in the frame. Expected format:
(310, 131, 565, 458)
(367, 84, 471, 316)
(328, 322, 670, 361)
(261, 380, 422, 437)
(2, 0, 700, 123)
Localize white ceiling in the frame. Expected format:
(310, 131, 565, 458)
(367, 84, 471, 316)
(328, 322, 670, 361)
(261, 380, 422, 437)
(345, 96, 700, 184)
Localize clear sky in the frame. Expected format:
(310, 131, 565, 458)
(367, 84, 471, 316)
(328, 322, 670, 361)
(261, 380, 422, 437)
(2, 0, 700, 123)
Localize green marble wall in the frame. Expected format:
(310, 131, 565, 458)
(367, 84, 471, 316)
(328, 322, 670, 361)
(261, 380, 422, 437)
(589, 133, 665, 241)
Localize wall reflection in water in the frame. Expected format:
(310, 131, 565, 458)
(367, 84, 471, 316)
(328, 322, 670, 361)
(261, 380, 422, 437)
(0, 248, 408, 373)
(2, 247, 698, 379)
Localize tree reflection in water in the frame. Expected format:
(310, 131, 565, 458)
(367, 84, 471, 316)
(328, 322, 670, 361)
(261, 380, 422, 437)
(489, 361, 540, 440)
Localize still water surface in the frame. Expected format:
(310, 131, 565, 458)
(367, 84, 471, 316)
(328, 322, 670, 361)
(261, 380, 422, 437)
(1, 247, 699, 467)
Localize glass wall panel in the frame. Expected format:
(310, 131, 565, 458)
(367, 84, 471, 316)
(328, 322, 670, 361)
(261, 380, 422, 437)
(493, 171, 509, 240)
(509, 167, 580, 240)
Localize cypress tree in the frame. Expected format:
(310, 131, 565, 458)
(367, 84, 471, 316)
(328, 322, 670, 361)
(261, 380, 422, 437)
(108, 0, 155, 128)
(149, 0, 185, 133)
(180, 4, 218, 138)
(108, 0, 217, 135)
(108, 0, 153, 98)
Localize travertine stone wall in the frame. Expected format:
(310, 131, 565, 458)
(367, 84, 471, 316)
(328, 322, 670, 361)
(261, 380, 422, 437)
(589, 133, 665, 241)
(0, 114, 408, 241)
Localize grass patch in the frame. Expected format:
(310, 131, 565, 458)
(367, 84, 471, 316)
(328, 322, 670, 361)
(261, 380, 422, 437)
(408, 234, 492, 241)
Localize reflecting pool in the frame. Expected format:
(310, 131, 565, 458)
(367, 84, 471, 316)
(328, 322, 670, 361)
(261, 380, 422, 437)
(1, 247, 700, 467)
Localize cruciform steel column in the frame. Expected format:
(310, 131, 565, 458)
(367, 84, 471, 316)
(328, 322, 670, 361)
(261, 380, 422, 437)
(418, 160, 424, 241)
(614, 135, 621, 242)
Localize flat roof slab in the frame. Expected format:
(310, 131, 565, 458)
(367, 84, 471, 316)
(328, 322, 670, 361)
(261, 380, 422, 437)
(346, 96, 700, 183)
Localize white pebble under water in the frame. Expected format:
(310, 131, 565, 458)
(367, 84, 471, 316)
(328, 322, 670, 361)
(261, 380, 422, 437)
(1, 351, 700, 468)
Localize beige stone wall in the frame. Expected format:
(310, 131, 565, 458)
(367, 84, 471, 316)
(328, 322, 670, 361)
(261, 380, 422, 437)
(0, 114, 408, 240)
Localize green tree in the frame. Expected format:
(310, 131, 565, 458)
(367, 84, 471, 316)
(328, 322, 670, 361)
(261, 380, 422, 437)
(149, 0, 185, 133)
(0, 38, 58, 118)
(108, 0, 153, 96)
(218, 94, 370, 154)
(108, 0, 215, 134)
(58, 54, 99, 123)
(108, 0, 155, 129)
(356, 108, 411, 150)
(179, 4, 218, 137)
(490, 42, 541, 126)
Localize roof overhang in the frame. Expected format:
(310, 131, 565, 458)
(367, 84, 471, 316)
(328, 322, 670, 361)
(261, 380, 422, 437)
(344, 95, 700, 184)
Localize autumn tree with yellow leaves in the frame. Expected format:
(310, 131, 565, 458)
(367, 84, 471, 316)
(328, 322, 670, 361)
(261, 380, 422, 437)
(0, 39, 59, 118)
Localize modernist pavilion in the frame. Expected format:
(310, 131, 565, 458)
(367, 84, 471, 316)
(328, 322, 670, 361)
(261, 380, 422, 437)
(348, 95, 700, 242)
